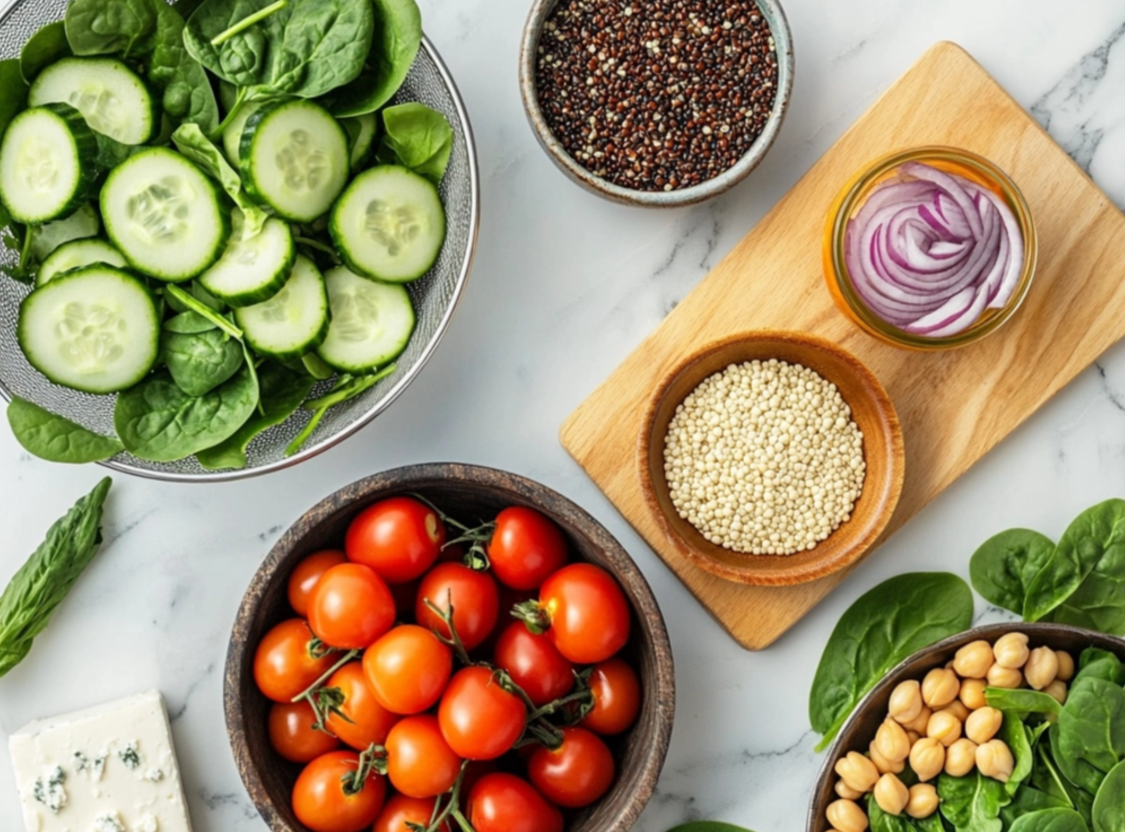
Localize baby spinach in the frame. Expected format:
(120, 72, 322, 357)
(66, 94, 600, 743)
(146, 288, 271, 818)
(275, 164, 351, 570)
(1008, 809, 1091, 832)
(1002, 788, 1071, 823)
(148, 1, 220, 133)
(970, 528, 1056, 617)
(1074, 648, 1125, 686)
(377, 103, 453, 184)
(285, 365, 396, 456)
(162, 330, 244, 397)
(332, 0, 422, 116)
(868, 798, 943, 831)
(64, 0, 158, 57)
(1055, 678, 1125, 796)
(0, 59, 29, 139)
(172, 125, 268, 235)
(1092, 759, 1125, 832)
(939, 771, 1009, 832)
(7, 397, 123, 463)
(1004, 715, 1045, 796)
(164, 311, 219, 335)
(664, 825, 756, 832)
(19, 21, 72, 84)
(31, 204, 100, 261)
(986, 687, 1063, 720)
(809, 572, 974, 750)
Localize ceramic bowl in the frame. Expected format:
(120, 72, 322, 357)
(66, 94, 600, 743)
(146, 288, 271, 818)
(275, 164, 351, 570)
(518, 0, 794, 207)
(640, 331, 904, 586)
(225, 463, 675, 832)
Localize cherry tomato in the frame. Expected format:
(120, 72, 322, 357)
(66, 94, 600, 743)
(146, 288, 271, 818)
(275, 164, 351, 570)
(493, 621, 574, 707)
(534, 564, 631, 664)
(528, 727, 615, 808)
(268, 701, 340, 763)
(373, 794, 450, 832)
(415, 563, 500, 651)
(467, 773, 563, 832)
(292, 751, 386, 832)
(254, 619, 337, 702)
(363, 625, 453, 715)
(438, 667, 526, 760)
(582, 657, 641, 735)
(384, 715, 463, 798)
(288, 550, 348, 617)
(308, 563, 395, 649)
(322, 662, 399, 751)
(486, 507, 567, 590)
(346, 497, 445, 584)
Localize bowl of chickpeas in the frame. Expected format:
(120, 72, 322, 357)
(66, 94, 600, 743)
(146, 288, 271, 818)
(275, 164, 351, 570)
(806, 622, 1125, 832)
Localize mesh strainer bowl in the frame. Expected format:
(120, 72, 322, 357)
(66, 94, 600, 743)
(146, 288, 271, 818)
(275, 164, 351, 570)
(0, 0, 479, 482)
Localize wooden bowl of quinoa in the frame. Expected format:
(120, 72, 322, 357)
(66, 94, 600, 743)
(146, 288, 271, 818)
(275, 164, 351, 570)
(640, 331, 904, 586)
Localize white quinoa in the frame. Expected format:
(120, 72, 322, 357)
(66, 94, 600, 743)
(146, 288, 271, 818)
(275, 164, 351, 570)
(663, 359, 866, 555)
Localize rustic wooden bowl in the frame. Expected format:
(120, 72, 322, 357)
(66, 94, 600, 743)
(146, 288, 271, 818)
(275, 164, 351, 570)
(807, 622, 1125, 832)
(225, 463, 675, 832)
(640, 331, 904, 587)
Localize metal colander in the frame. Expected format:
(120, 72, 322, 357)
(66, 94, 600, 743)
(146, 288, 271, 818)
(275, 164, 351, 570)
(0, 0, 479, 482)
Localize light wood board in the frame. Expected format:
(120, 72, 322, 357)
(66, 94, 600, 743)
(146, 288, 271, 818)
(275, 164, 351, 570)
(560, 42, 1125, 650)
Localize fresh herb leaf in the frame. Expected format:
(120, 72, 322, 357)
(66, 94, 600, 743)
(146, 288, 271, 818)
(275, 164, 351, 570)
(7, 397, 123, 463)
(19, 21, 72, 84)
(377, 103, 453, 184)
(148, 1, 221, 133)
(331, 0, 421, 116)
(970, 528, 1056, 617)
(172, 125, 268, 235)
(162, 329, 244, 397)
(64, 0, 159, 57)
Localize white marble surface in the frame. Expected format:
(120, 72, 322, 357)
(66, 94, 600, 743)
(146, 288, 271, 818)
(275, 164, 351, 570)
(3, 2, 1125, 831)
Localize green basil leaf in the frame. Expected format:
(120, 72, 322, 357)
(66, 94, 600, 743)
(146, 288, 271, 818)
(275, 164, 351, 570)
(162, 329, 244, 397)
(970, 528, 1055, 616)
(64, 0, 159, 57)
(1056, 677, 1125, 796)
(148, 1, 220, 133)
(664, 824, 757, 832)
(1092, 759, 1125, 832)
(172, 124, 268, 235)
(7, 397, 123, 464)
(331, 0, 421, 116)
(19, 21, 72, 84)
(377, 103, 453, 184)
(938, 771, 1009, 832)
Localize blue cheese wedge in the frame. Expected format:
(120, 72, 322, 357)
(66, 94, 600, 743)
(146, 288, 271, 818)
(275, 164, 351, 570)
(9, 690, 194, 832)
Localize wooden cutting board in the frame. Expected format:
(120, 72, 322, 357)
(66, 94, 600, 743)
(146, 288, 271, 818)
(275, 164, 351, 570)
(560, 41, 1125, 650)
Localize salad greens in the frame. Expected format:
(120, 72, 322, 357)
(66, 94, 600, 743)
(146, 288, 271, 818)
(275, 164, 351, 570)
(378, 101, 454, 183)
(332, 0, 422, 116)
(19, 21, 71, 83)
(7, 397, 123, 463)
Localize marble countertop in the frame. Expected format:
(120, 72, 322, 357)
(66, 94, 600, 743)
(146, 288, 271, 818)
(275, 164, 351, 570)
(3, 1, 1125, 830)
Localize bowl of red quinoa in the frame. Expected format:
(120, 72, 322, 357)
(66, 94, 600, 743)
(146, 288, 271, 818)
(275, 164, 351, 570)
(520, 0, 793, 207)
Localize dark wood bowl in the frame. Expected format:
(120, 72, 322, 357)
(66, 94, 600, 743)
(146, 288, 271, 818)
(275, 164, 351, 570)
(807, 622, 1125, 832)
(225, 463, 675, 832)
(640, 330, 905, 587)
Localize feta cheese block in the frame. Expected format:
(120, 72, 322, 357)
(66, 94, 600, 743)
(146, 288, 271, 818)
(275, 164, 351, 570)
(9, 690, 194, 832)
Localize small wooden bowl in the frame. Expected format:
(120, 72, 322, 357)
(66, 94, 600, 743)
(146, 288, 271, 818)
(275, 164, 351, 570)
(807, 622, 1125, 832)
(225, 463, 675, 832)
(640, 331, 904, 586)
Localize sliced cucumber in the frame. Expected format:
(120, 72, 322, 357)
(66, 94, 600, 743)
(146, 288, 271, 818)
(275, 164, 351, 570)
(342, 113, 378, 172)
(30, 203, 100, 260)
(316, 265, 415, 373)
(17, 264, 159, 393)
(198, 213, 295, 307)
(329, 165, 445, 284)
(241, 100, 349, 223)
(222, 100, 261, 167)
(0, 104, 97, 224)
(101, 147, 230, 282)
(28, 57, 157, 146)
(38, 238, 126, 285)
(234, 255, 329, 359)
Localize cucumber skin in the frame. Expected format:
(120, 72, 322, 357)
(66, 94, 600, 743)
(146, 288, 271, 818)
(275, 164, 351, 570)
(243, 315, 330, 361)
(199, 223, 297, 308)
(29, 57, 159, 146)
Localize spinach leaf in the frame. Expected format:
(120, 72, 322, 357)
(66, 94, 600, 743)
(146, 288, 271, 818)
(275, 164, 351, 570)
(377, 103, 453, 184)
(164, 284, 242, 338)
(114, 367, 259, 462)
(172, 125, 268, 235)
(164, 311, 219, 335)
(95, 134, 140, 171)
(331, 0, 421, 116)
(970, 528, 1055, 616)
(938, 771, 1009, 832)
(1002, 788, 1071, 824)
(64, 0, 158, 57)
(1056, 678, 1125, 796)
(285, 364, 396, 456)
(1025, 500, 1125, 622)
(162, 329, 244, 397)
(31, 204, 100, 261)
(0, 478, 111, 677)
(301, 352, 335, 379)
(664, 825, 757, 832)
(1003, 712, 1042, 796)
(809, 573, 974, 750)
(1074, 648, 1125, 686)
(1008, 809, 1091, 832)
(148, 1, 220, 133)
(1092, 759, 1125, 832)
(20, 21, 72, 84)
(1034, 738, 1080, 809)
(0, 58, 29, 141)
(986, 687, 1062, 719)
(868, 797, 917, 832)
(7, 397, 123, 463)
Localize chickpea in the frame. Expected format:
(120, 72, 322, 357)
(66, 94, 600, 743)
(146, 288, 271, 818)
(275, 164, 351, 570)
(889, 680, 924, 725)
(1045, 679, 1069, 706)
(909, 737, 945, 782)
(869, 741, 905, 775)
(906, 783, 940, 819)
(906, 730, 921, 746)
(941, 701, 971, 723)
(836, 779, 864, 801)
(992, 633, 1030, 669)
(977, 739, 1015, 783)
(953, 640, 995, 679)
(874, 773, 909, 816)
(1025, 647, 1060, 691)
(987, 663, 1023, 689)
(900, 706, 933, 735)
(876, 718, 911, 763)
(960, 678, 988, 710)
(965, 707, 1003, 744)
(927, 709, 963, 747)
(922, 668, 960, 709)
(1056, 650, 1076, 682)
(836, 751, 880, 793)
(827, 799, 870, 832)
(945, 738, 978, 777)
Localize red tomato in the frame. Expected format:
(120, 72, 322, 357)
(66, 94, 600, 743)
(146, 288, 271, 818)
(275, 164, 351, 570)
(292, 751, 386, 832)
(363, 625, 453, 715)
(346, 497, 445, 584)
(288, 550, 348, 617)
(528, 727, 616, 808)
(467, 773, 563, 832)
(373, 794, 450, 832)
(534, 564, 630, 664)
(582, 657, 641, 735)
(389, 579, 420, 619)
(438, 667, 526, 760)
(492, 621, 574, 707)
(323, 662, 399, 751)
(385, 715, 463, 798)
(268, 701, 340, 763)
(415, 563, 500, 651)
(486, 507, 567, 590)
(254, 619, 337, 702)
(308, 563, 395, 649)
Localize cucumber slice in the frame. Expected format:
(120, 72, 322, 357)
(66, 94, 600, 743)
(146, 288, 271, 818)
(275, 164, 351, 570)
(222, 100, 261, 167)
(329, 165, 445, 284)
(17, 264, 159, 393)
(0, 104, 97, 224)
(198, 213, 295, 307)
(342, 113, 378, 172)
(30, 203, 100, 260)
(316, 265, 415, 373)
(38, 238, 126, 285)
(101, 148, 231, 282)
(28, 57, 157, 145)
(241, 101, 349, 223)
(234, 255, 329, 359)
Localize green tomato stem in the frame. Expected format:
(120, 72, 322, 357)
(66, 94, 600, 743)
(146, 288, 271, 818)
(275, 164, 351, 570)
(210, 0, 289, 47)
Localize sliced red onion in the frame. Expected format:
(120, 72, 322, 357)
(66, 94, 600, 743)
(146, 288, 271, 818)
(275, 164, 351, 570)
(843, 161, 1025, 337)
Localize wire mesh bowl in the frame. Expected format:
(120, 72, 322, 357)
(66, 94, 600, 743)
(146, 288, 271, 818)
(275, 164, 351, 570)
(0, 0, 479, 482)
